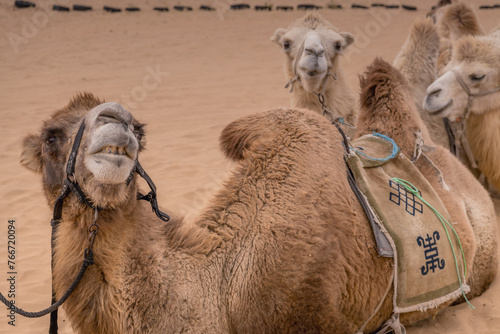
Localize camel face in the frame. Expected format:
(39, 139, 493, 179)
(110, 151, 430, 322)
(21, 93, 144, 208)
(272, 13, 353, 94)
(83, 102, 139, 184)
(424, 36, 500, 119)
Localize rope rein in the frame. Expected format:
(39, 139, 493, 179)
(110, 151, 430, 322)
(0, 210, 98, 318)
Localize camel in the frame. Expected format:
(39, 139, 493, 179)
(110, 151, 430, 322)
(354, 58, 497, 305)
(16, 78, 497, 332)
(271, 12, 357, 127)
(424, 31, 500, 194)
(393, 17, 446, 147)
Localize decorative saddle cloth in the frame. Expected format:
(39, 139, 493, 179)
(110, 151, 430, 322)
(346, 134, 469, 313)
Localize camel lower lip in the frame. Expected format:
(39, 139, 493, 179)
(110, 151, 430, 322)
(426, 99, 453, 116)
(92, 153, 133, 166)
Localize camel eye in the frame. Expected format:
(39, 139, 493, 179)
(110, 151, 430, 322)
(283, 40, 291, 51)
(334, 42, 342, 52)
(46, 136, 57, 145)
(470, 74, 485, 82)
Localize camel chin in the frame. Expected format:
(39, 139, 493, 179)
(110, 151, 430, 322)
(297, 56, 329, 93)
(423, 97, 454, 117)
(84, 152, 136, 184)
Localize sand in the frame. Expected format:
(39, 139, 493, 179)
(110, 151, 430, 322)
(0, 0, 499, 332)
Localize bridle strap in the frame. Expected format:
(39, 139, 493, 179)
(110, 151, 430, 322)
(136, 161, 170, 222)
(284, 40, 305, 93)
(66, 121, 86, 176)
(452, 70, 500, 114)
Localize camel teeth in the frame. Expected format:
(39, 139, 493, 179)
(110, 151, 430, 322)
(98, 145, 127, 156)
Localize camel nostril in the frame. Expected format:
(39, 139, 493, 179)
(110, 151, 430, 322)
(428, 88, 441, 98)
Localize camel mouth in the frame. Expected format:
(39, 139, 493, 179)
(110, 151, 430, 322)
(425, 99, 453, 116)
(85, 151, 136, 184)
(97, 145, 129, 157)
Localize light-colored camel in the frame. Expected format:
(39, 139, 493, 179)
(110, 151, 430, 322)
(394, 2, 484, 150)
(424, 32, 500, 193)
(271, 12, 357, 126)
(18, 82, 497, 333)
(393, 17, 446, 147)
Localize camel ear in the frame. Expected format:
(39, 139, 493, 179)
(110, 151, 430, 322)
(20, 133, 42, 173)
(340, 32, 354, 50)
(219, 115, 271, 161)
(271, 28, 287, 45)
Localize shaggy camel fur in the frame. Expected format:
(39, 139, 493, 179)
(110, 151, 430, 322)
(271, 13, 357, 126)
(393, 17, 446, 147)
(356, 58, 497, 305)
(433, 1, 484, 75)
(20, 70, 496, 332)
(424, 33, 500, 193)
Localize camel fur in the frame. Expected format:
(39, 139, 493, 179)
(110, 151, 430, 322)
(393, 17, 446, 147)
(433, 1, 484, 75)
(271, 12, 357, 126)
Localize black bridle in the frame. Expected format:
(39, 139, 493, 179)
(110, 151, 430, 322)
(0, 120, 169, 333)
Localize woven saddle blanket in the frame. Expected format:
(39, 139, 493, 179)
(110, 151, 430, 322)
(347, 134, 468, 313)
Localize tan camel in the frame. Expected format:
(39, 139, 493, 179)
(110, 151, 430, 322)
(355, 58, 497, 306)
(271, 12, 357, 127)
(424, 32, 500, 193)
(18, 81, 497, 332)
(393, 17, 447, 147)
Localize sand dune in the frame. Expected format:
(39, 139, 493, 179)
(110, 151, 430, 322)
(0, 0, 499, 332)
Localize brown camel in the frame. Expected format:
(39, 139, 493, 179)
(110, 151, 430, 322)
(356, 59, 497, 307)
(271, 12, 357, 127)
(19, 81, 496, 333)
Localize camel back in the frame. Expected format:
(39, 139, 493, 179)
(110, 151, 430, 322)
(347, 134, 469, 313)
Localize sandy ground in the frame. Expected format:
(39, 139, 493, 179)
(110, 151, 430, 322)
(0, 0, 499, 333)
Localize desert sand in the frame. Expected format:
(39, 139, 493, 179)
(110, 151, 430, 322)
(0, 0, 499, 333)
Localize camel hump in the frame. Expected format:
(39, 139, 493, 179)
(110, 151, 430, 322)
(220, 112, 273, 161)
(359, 58, 407, 111)
(410, 17, 439, 47)
(440, 1, 484, 37)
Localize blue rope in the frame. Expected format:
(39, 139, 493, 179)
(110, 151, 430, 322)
(351, 133, 399, 162)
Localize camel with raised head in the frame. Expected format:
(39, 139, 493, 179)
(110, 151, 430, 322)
(271, 12, 357, 127)
(17, 82, 497, 333)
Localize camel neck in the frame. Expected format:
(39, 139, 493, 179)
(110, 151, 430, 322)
(291, 75, 356, 125)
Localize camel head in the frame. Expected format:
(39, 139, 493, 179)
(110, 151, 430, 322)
(20, 92, 145, 210)
(271, 12, 353, 94)
(424, 35, 500, 119)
